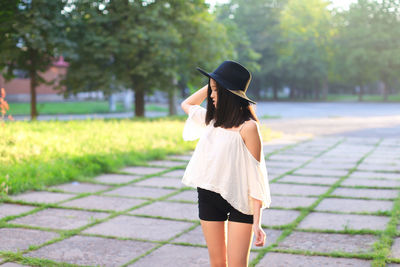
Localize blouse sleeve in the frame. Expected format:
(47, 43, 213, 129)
(182, 104, 207, 141)
(245, 124, 272, 210)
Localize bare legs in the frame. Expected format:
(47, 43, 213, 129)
(200, 220, 227, 267)
(227, 221, 253, 267)
(200, 220, 253, 267)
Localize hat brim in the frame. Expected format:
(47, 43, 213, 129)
(196, 67, 256, 105)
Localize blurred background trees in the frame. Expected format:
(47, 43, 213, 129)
(1, 0, 400, 120)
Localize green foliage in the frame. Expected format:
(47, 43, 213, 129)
(0, 0, 70, 119)
(278, 0, 333, 99)
(64, 0, 232, 100)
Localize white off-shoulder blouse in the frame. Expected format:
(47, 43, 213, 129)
(182, 104, 272, 215)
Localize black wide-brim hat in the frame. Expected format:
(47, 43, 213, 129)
(197, 60, 256, 105)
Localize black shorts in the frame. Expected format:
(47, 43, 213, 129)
(197, 187, 253, 224)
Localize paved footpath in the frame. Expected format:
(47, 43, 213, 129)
(1, 108, 400, 266)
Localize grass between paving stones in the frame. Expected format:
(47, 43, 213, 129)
(250, 138, 388, 266)
(0, 117, 282, 197)
(0, 167, 196, 266)
(372, 191, 400, 266)
(1, 146, 292, 267)
(2, 163, 239, 266)
(0, 132, 273, 266)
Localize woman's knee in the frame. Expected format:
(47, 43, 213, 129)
(209, 256, 227, 267)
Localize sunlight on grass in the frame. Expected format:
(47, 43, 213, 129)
(0, 118, 280, 196)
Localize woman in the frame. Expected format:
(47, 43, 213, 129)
(180, 60, 272, 267)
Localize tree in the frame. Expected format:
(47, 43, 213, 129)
(368, 0, 400, 101)
(65, 0, 232, 117)
(0, 0, 69, 120)
(278, 0, 334, 100)
(216, 0, 283, 100)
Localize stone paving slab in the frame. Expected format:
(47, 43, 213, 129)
(269, 195, 317, 209)
(331, 187, 398, 199)
(130, 244, 209, 267)
(341, 178, 400, 188)
(94, 174, 140, 184)
(349, 171, 399, 180)
(129, 201, 198, 221)
(276, 231, 377, 254)
(312, 157, 360, 164)
(0, 203, 36, 219)
(268, 154, 313, 162)
(293, 168, 348, 177)
(391, 237, 400, 259)
(278, 149, 320, 156)
(134, 177, 184, 188)
(161, 169, 186, 178)
(266, 161, 301, 169)
(24, 235, 156, 267)
(167, 190, 197, 202)
(130, 244, 258, 267)
(257, 252, 372, 266)
(314, 198, 393, 213)
(147, 160, 187, 167)
(387, 264, 400, 267)
(172, 225, 282, 250)
(305, 162, 355, 170)
(267, 167, 293, 175)
(166, 154, 192, 161)
(82, 215, 193, 241)
(261, 209, 301, 227)
(0, 263, 29, 267)
(363, 158, 400, 165)
(0, 228, 59, 253)
(278, 175, 339, 186)
(102, 186, 176, 199)
(121, 166, 167, 175)
(270, 183, 330, 196)
(8, 208, 109, 230)
(60, 195, 145, 211)
(357, 163, 399, 172)
(297, 212, 390, 231)
(48, 181, 110, 194)
(9, 191, 75, 204)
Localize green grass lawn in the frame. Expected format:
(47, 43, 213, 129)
(0, 116, 281, 196)
(325, 94, 400, 102)
(7, 101, 168, 116)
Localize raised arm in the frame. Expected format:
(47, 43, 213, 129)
(181, 84, 208, 115)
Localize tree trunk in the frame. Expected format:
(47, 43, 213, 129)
(29, 70, 38, 121)
(358, 84, 364, 102)
(382, 80, 388, 102)
(168, 78, 178, 116)
(134, 89, 145, 117)
(272, 78, 278, 100)
(321, 79, 328, 100)
(29, 48, 38, 121)
(289, 86, 295, 99)
(315, 80, 321, 100)
(253, 77, 261, 100)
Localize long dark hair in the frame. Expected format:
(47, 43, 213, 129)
(205, 78, 259, 128)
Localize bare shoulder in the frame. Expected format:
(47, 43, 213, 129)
(240, 119, 261, 162)
(240, 119, 260, 142)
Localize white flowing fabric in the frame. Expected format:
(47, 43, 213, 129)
(182, 104, 272, 215)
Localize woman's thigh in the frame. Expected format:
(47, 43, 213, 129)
(227, 221, 253, 267)
(200, 220, 227, 267)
